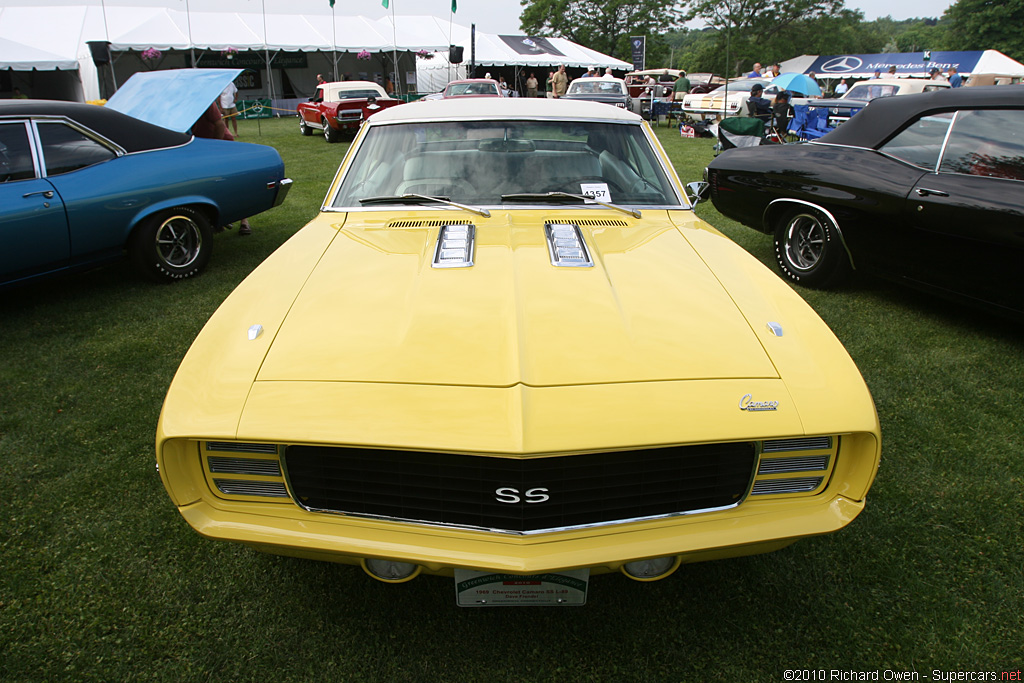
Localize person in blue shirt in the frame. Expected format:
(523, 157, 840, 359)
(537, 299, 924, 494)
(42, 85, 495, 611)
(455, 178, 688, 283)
(747, 62, 763, 78)
(948, 66, 963, 88)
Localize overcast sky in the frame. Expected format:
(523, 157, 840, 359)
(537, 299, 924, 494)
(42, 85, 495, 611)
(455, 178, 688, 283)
(2, 0, 956, 35)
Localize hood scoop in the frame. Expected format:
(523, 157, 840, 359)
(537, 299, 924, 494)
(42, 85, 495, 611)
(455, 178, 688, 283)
(432, 223, 476, 268)
(545, 222, 594, 268)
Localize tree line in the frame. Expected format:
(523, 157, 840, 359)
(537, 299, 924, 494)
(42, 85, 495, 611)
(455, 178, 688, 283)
(518, 0, 1024, 76)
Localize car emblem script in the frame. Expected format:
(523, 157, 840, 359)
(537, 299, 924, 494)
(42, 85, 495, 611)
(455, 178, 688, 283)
(494, 487, 550, 504)
(739, 394, 779, 412)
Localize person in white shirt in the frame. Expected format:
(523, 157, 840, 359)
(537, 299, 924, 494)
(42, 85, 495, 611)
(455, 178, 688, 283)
(602, 67, 614, 79)
(219, 81, 239, 137)
(835, 78, 848, 95)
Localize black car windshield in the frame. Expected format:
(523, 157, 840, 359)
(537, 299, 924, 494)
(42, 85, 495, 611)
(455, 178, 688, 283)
(332, 119, 681, 207)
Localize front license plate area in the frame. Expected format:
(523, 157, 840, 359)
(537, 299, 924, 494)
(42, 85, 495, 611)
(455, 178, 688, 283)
(454, 569, 589, 607)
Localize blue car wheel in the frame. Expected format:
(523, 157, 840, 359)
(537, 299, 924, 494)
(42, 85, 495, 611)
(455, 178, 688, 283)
(129, 206, 213, 283)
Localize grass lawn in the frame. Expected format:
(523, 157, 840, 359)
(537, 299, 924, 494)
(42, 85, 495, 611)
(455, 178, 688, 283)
(1, 117, 1020, 682)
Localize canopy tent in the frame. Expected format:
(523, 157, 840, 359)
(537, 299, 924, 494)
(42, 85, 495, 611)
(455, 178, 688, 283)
(781, 50, 1024, 80)
(416, 30, 633, 94)
(1, 3, 630, 102)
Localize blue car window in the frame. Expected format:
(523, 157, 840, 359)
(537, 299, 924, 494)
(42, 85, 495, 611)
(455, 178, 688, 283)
(0, 122, 36, 182)
(939, 109, 1024, 181)
(36, 122, 116, 177)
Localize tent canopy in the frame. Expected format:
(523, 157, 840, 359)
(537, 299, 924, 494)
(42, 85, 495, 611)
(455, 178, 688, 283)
(781, 50, 1024, 80)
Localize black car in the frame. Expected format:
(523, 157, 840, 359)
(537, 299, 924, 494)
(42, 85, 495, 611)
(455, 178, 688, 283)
(706, 86, 1024, 319)
(562, 77, 632, 111)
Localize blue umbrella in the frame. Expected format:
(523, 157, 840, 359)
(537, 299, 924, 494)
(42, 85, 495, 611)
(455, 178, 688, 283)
(771, 72, 822, 97)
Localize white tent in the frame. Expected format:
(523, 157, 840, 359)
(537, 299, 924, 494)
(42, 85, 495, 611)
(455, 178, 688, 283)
(1, 3, 630, 102)
(781, 50, 1024, 80)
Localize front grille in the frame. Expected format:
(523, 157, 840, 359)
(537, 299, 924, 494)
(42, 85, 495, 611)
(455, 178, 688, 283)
(284, 443, 757, 534)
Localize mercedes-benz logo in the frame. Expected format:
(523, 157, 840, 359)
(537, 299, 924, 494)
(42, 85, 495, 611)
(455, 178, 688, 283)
(821, 56, 864, 73)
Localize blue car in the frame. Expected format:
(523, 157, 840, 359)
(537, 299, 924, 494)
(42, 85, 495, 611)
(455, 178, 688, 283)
(0, 71, 291, 287)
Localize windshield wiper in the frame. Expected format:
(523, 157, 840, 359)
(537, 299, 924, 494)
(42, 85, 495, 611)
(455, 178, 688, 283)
(358, 194, 490, 217)
(500, 192, 641, 219)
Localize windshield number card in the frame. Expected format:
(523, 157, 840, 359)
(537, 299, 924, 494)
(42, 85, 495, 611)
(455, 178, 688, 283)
(580, 183, 611, 203)
(455, 569, 589, 607)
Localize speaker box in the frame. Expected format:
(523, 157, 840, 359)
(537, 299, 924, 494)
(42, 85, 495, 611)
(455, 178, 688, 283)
(87, 41, 112, 66)
(449, 45, 464, 64)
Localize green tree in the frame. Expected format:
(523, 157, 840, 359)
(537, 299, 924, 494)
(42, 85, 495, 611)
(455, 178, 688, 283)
(943, 0, 1024, 62)
(679, 0, 848, 76)
(518, 0, 685, 63)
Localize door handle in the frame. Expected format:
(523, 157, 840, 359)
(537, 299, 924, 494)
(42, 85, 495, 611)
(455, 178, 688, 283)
(916, 188, 949, 198)
(23, 190, 54, 199)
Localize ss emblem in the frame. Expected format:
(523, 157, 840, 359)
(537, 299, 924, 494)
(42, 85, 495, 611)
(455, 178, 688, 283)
(494, 487, 550, 504)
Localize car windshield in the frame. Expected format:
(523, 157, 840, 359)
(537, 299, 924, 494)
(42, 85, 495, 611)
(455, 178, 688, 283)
(328, 89, 381, 101)
(446, 83, 499, 96)
(332, 119, 681, 207)
(707, 80, 775, 96)
(844, 83, 898, 100)
(568, 81, 626, 95)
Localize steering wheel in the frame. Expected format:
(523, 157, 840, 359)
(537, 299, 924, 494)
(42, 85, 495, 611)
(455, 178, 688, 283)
(541, 176, 626, 197)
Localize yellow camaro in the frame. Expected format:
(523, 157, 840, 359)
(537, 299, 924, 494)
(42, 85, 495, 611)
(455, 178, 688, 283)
(157, 99, 880, 606)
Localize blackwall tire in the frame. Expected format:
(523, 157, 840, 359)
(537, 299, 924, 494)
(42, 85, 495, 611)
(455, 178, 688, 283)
(773, 207, 850, 288)
(299, 118, 313, 136)
(129, 207, 213, 283)
(323, 117, 339, 143)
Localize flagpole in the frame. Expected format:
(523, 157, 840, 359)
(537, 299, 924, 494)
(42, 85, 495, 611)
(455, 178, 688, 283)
(391, 1, 400, 98)
(332, 3, 337, 81)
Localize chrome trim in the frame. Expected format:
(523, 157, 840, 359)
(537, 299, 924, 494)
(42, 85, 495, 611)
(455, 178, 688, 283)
(545, 222, 594, 267)
(214, 479, 290, 498)
(292, 499, 745, 537)
(764, 198, 855, 271)
(207, 456, 282, 477)
(751, 477, 824, 495)
(933, 110, 959, 173)
(762, 436, 832, 452)
(205, 441, 279, 455)
(758, 455, 830, 474)
(766, 321, 784, 337)
(432, 223, 475, 268)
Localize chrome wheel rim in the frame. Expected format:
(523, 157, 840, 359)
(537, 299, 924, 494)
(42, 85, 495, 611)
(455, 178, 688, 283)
(322, 118, 330, 141)
(155, 215, 202, 269)
(784, 213, 825, 271)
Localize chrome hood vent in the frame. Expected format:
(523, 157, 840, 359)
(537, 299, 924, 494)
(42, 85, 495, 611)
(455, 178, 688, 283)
(545, 222, 593, 267)
(432, 224, 476, 268)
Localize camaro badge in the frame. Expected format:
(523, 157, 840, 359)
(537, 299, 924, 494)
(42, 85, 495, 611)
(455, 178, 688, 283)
(739, 394, 779, 412)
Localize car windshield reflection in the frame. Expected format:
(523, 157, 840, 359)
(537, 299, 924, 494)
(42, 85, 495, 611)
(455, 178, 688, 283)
(332, 120, 681, 207)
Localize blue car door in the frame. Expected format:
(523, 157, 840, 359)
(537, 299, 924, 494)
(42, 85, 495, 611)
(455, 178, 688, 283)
(0, 121, 69, 284)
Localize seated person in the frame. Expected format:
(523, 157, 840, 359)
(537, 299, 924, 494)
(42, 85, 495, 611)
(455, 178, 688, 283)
(747, 84, 772, 120)
(772, 90, 794, 131)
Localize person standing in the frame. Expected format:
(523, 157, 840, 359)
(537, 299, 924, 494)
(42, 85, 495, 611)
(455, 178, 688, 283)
(545, 71, 555, 98)
(552, 64, 568, 98)
(672, 70, 691, 100)
(747, 62, 762, 78)
(192, 100, 252, 235)
(835, 78, 848, 95)
(526, 73, 538, 98)
(948, 66, 963, 88)
(219, 80, 239, 137)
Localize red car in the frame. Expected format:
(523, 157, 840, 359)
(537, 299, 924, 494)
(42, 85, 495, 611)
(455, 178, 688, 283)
(297, 81, 401, 142)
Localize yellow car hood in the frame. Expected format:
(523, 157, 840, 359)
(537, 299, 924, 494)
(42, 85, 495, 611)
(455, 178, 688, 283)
(256, 210, 778, 388)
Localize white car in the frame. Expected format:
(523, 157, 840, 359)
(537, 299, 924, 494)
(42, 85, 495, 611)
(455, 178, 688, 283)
(816, 78, 952, 126)
(681, 79, 782, 121)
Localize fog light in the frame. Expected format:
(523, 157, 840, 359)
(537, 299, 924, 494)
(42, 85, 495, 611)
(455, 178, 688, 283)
(621, 556, 681, 582)
(361, 558, 421, 583)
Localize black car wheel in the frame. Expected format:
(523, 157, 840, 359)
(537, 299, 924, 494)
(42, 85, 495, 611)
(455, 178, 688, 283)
(773, 207, 850, 287)
(299, 118, 313, 136)
(129, 206, 213, 283)
(323, 117, 339, 143)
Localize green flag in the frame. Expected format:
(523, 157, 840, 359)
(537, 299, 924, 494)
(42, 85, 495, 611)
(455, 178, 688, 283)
(382, 0, 388, 7)
(451, 0, 457, 11)
(328, 0, 334, 6)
